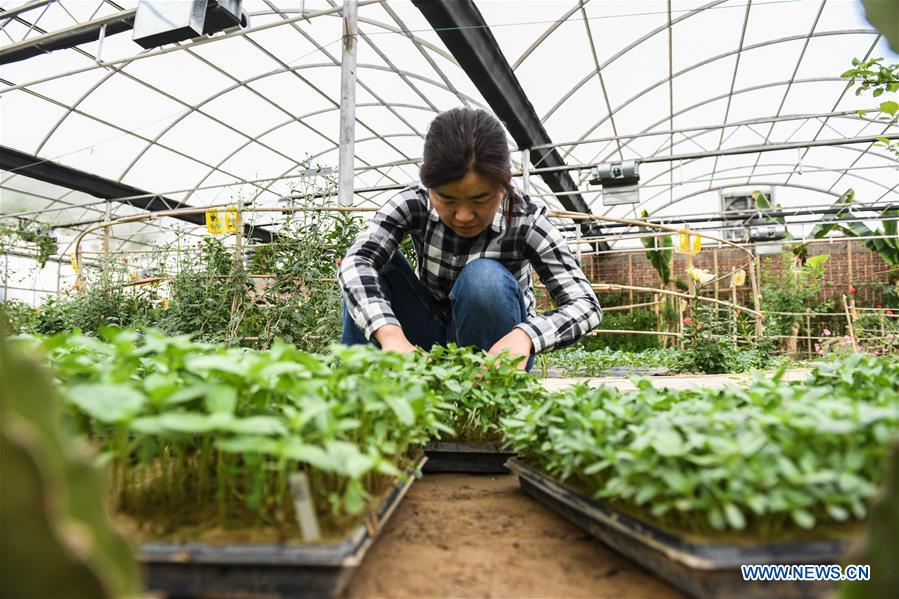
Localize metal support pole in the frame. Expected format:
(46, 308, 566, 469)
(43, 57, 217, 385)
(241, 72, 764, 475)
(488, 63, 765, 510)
(102, 199, 111, 285)
(1, 253, 7, 302)
(575, 223, 583, 265)
(337, 0, 358, 207)
(521, 149, 530, 195)
(228, 200, 245, 342)
(749, 255, 763, 337)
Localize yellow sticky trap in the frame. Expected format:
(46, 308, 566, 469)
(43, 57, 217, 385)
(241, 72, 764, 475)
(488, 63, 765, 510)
(676, 229, 691, 254)
(224, 205, 239, 234)
(205, 208, 225, 234)
(733, 269, 746, 286)
(691, 234, 702, 255)
(69, 252, 79, 274)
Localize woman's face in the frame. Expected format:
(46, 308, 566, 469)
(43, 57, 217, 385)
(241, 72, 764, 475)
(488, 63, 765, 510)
(428, 170, 503, 238)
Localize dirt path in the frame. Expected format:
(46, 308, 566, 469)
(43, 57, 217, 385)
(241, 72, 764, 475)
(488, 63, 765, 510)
(344, 473, 683, 599)
(540, 368, 812, 393)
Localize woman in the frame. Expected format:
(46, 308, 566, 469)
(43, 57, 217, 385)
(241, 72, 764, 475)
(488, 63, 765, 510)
(338, 108, 601, 370)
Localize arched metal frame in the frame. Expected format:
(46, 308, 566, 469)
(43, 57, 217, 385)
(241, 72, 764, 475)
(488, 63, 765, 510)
(0, 0, 896, 259)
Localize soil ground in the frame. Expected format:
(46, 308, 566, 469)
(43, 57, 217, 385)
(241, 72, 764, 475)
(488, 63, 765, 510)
(344, 473, 684, 599)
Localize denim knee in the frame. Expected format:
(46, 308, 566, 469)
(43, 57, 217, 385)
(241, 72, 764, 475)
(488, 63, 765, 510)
(450, 259, 520, 308)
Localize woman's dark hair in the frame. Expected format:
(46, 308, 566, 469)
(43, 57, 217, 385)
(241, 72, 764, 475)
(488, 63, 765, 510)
(420, 108, 518, 220)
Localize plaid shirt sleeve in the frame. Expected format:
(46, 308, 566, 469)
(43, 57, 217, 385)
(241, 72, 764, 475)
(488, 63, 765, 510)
(337, 191, 421, 340)
(516, 208, 603, 353)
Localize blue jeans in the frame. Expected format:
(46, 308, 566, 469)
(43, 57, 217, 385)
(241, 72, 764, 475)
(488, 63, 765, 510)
(341, 252, 534, 371)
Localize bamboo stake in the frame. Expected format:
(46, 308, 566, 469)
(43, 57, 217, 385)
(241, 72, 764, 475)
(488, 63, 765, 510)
(586, 328, 681, 337)
(654, 291, 663, 346)
(748, 255, 763, 337)
(604, 300, 663, 312)
(546, 282, 762, 318)
(805, 310, 812, 356)
(102, 200, 110, 286)
(847, 239, 853, 283)
(842, 294, 859, 351)
(731, 267, 738, 341)
(228, 200, 244, 342)
(713, 247, 719, 301)
(627, 253, 634, 312)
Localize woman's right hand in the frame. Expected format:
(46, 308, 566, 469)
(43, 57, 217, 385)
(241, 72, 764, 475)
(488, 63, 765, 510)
(373, 324, 417, 353)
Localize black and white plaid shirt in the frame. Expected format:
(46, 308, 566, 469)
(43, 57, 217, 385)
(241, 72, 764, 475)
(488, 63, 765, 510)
(338, 184, 602, 353)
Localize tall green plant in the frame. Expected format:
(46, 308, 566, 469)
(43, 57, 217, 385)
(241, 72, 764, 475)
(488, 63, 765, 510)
(761, 253, 831, 353)
(808, 189, 899, 274)
(639, 209, 673, 285)
(841, 57, 898, 158)
(1, 323, 140, 597)
(0, 219, 58, 267)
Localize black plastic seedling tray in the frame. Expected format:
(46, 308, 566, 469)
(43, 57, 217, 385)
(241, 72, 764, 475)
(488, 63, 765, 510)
(140, 457, 425, 598)
(507, 459, 852, 599)
(423, 442, 516, 474)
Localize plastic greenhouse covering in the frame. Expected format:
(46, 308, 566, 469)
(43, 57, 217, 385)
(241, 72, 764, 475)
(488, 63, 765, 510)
(1, 0, 897, 303)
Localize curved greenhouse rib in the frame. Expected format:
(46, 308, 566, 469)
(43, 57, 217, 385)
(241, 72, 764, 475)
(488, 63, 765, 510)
(32, 2, 479, 206)
(378, 4, 471, 108)
(118, 62, 482, 201)
(249, 1, 488, 203)
(705, 0, 752, 192)
(562, 29, 879, 173)
(647, 181, 864, 220)
(578, 1, 622, 161)
(540, 0, 727, 122)
(188, 106, 432, 206)
(511, 0, 586, 71)
(572, 75, 874, 198)
(0, 1, 384, 95)
(742, 1, 827, 185)
(783, 36, 882, 192)
(634, 162, 898, 222)
(631, 142, 898, 209)
(258, 6, 423, 170)
(245, 131, 427, 207)
(645, 160, 898, 199)
(1, 85, 280, 206)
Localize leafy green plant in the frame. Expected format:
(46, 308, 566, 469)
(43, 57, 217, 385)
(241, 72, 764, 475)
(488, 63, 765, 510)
(28, 328, 454, 541)
(853, 311, 899, 355)
(841, 57, 899, 98)
(27, 329, 550, 540)
(841, 57, 898, 157)
(0, 220, 58, 267)
(1, 322, 140, 598)
(543, 347, 680, 377)
(422, 344, 545, 444)
(29, 259, 163, 336)
(675, 302, 777, 374)
(503, 353, 899, 539)
(639, 210, 673, 286)
(0, 299, 41, 333)
(810, 194, 899, 273)
(575, 310, 661, 352)
(761, 253, 832, 353)
(18, 180, 363, 352)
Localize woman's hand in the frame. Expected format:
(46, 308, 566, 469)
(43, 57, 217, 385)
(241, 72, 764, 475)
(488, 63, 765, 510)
(374, 324, 417, 353)
(488, 328, 533, 370)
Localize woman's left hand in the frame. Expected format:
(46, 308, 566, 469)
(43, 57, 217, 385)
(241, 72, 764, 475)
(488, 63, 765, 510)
(488, 328, 533, 370)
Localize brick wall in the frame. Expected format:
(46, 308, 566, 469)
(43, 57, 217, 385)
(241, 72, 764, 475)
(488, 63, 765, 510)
(581, 239, 895, 307)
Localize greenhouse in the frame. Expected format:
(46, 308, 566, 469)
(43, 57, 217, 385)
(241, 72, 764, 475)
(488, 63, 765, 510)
(1, 0, 897, 597)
